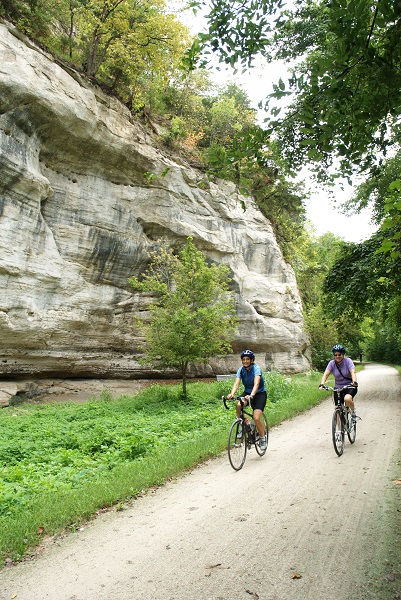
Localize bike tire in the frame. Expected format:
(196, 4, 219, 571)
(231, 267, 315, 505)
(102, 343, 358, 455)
(332, 409, 344, 456)
(228, 419, 247, 470)
(255, 413, 269, 456)
(346, 408, 357, 444)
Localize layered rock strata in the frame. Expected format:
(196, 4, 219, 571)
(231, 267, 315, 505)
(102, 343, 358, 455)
(0, 21, 310, 386)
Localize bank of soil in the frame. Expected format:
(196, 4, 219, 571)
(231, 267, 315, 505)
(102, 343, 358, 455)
(1, 363, 400, 600)
(15, 377, 215, 404)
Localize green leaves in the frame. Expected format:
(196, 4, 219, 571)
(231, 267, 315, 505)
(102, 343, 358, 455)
(184, 0, 279, 70)
(0, 384, 226, 520)
(375, 176, 401, 261)
(129, 237, 238, 394)
(3, 0, 191, 110)
(323, 230, 400, 321)
(195, 0, 401, 182)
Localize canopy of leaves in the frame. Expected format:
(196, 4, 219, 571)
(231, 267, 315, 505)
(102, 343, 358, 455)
(128, 238, 238, 394)
(366, 296, 401, 362)
(321, 224, 401, 360)
(187, 0, 401, 182)
(344, 152, 401, 225)
(292, 231, 344, 309)
(0, 0, 190, 109)
(323, 235, 393, 317)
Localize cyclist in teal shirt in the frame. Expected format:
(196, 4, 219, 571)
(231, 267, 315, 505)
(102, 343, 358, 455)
(227, 350, 267, 449)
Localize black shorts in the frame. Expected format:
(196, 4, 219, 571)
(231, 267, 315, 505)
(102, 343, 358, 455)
(250, 391, 267, 412)
(338, 387, 358, 402)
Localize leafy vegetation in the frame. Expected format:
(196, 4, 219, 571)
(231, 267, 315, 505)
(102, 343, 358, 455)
(0, 371, 326, 563)
(189, 0, 401, 183)
(0, 0, 190, 111)
(323, 232, 401, 363)
(129, 238, 238, 395)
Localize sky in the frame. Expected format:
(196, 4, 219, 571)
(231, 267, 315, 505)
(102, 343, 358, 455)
(177, 4, 377, 243)
(302, 185, 376, 242)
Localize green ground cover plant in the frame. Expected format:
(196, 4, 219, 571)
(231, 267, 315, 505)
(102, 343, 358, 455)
(0, 369, 339, 563)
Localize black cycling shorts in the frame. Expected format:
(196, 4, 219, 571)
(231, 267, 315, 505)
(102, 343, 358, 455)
(338, 387, 358, 402)
(340, 387, 358, 398)
(250, 391, 267, 412)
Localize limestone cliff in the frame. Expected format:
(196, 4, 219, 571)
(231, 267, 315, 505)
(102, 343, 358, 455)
(0, 21, 310, 382)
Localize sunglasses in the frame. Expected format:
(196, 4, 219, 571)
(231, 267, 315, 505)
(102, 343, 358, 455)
(334, 353, 343, 357)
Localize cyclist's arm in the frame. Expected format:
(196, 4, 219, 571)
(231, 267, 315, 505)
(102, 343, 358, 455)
(247, 375, 261, 399)
(319, 368, 331, 388)
(227, 377, 241, 399)
(349, 367, 357, 386)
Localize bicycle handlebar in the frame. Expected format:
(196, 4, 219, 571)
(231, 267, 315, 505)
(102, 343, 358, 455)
(319, 384, 356, 392)
(221, 395, 247, 410)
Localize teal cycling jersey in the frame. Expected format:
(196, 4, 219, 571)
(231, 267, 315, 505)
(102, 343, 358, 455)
(236, 363, 265, 394)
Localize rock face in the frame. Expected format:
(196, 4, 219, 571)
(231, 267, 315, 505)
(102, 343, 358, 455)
(0, 22, 310, 383)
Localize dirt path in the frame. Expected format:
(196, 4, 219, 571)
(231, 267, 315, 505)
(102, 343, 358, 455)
(1, 364, 400, 600)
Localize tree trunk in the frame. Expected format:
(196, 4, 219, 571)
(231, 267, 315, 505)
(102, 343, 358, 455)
(68, 3, 74, 59)
(181, 361, 188, 398)
(86, 33, 100, 77)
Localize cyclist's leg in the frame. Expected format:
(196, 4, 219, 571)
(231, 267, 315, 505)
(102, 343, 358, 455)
(344, 393, 354, 411)
(255, 412, 269, 456)
(236, 397, 248, 418)
(344, 387, 357, 415)
(252, 409, 265, 437)
(346, 406, 357, 443)
(251, 392, 267, 437)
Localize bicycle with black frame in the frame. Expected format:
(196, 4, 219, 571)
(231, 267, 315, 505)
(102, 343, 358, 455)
(222, 396, 269, 470)
(320, 384, 357, 456)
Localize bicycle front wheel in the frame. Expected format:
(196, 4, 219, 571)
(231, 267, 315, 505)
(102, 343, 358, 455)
(346, 408, 357, 444)
(332, 409, 345, 456)
(255, 413, 269, 456)
(228, 419, 247, 470)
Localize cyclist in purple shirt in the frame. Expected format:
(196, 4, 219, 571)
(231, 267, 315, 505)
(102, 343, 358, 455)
(227, 349, 267, 449)
(319, 344, 358, 421)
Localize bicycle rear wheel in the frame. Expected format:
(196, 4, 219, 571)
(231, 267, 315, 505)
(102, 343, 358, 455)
(332, 409, 344, 456)
(346, 408, 357, 443)
(255, 413, 269, 456)
(228, 419, 247, 470)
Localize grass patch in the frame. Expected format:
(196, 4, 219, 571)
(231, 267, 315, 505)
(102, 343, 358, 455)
(390, 364, 401, 376)
(266, 371, 324, 425)
(0, 368, 362, 563)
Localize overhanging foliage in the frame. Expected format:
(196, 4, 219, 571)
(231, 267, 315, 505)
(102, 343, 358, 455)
(187, 0, 401, 182)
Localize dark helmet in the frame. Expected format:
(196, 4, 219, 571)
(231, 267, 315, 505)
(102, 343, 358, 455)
(240, 349, 255, 360)
(332, 344, 346, 354)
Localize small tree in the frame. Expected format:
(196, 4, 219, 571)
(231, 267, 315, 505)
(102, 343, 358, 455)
(129, 237, 238, 397)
